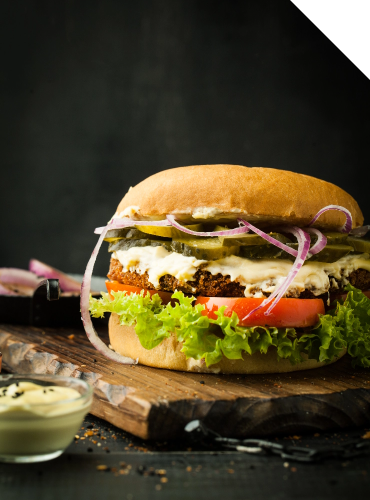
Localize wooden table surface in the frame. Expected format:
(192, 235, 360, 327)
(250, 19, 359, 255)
(1, 411, 369, 500)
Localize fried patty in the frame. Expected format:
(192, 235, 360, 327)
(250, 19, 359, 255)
(107, 258, 370, 298)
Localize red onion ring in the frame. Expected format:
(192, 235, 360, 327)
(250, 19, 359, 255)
(243, 226, 311, 319)
(308, 205, 352, 233)
(29, 259, 81, 293)
(80, 222, 137, 364)
(237, 219, 298, 258)
(350, 225, 370, 238)
(303, 228, 327, 257)
(166, 215, 251, 237)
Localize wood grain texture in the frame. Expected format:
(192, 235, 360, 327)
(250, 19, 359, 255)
(1, 323, 370, 440)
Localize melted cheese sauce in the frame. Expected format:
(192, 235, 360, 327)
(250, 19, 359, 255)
(206, 253, 370, 297)
(113, 246, 370, 297)
(113, 246, 206, 288)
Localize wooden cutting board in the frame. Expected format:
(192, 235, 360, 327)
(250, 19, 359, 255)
(1, 322, 370, 440)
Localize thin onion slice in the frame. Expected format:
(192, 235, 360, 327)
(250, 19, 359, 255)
(80, 222, 136, 365)
(29, 259, 81, 293)
(166, 214, 250, 237)
(308, 205, 352, 233)
(237, 219, 298, 257)
(350, 225, 370, 238)
(303, 228, 327, 257)
(0, 283, 19, 295)
(0, 268, 42, 289)
(243, 226, 311, 319)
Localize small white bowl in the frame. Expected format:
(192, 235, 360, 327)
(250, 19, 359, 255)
(0, 374, 93, 463)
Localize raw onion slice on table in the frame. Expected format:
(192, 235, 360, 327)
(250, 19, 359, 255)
(29, 259, 81, 293)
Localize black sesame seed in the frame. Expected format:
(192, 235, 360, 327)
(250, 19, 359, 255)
(12, 391, 24, 399)
(93, 359, 97, 363)
(49, 388, 54, 392)
(200, 381, 205, 385)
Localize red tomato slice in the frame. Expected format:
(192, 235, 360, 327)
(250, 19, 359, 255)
(105, 281, 173, 305)
(195, 296, 325, 328)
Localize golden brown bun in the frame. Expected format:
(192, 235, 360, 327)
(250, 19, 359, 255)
(116, 165, 363, 230)
(108, 313, 346, 374)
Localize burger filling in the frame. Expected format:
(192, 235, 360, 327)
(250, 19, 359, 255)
(88, 223, 370, 369)
(108, 248, 370, 299)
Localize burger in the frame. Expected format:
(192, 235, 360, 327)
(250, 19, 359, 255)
(82, 165, 370, 374)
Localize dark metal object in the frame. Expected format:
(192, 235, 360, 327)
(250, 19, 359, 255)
(33, 279, 60, 301)
(0, 279, 93, 327)
(185, 420, 370, 463)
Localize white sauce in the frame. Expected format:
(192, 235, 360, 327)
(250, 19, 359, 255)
(113, 246, 206, 288)
(206, 253, 370, 297)
(113, 246, 370, 298)
(0, 382, 82, 416)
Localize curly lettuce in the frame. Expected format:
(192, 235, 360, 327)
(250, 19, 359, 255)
(89, 284, 370, 368)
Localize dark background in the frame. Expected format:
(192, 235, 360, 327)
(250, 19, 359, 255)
(1, 0, 369, 277)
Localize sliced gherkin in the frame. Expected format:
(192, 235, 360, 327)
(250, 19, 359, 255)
(307, 244, 353, 262)
(218, 227, 291, 247)
(240, 243, 353, 263)
(104, 227, 170, 242)
(171, 238, 239, 260)
(108, 238, 172, 253)
(239, 244, 289, 260)
(347, 236, 370, 254)
(136, 223, 204, 239)
(283, 243, 354, 263)
(318, 232, 348, 245)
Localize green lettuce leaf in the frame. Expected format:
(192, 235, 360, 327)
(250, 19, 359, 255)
(89, 284, 370, 368)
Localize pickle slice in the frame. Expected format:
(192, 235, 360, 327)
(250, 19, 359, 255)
(171, 238, 239, 260)
(219, 229, 291, 247)
(104, 227, 171, 242)
(347, 237, 370, 254)
(307, 244, 353, 262)
(320, 232, 348, 245)
(108, 238, 172, 253)
(284, 243, 354, 262)
(240, 244, 288, 259)
(240, 243, 354, 263)
(136, 223, 204, 239)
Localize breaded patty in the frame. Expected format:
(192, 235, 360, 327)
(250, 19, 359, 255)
(107, 258, 370, 298)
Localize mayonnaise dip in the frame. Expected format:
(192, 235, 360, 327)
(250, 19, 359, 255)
(0, 379, 92, 462)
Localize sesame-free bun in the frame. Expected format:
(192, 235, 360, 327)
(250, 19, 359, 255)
(116, 165, 363, 230)
(108, 313, 346, 374)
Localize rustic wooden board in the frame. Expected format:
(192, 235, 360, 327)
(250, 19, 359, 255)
(1, 323, 370, 440)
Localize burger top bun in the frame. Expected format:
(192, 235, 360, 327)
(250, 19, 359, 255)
(116, 165, 363, 230)
(109, 314, 346, 374)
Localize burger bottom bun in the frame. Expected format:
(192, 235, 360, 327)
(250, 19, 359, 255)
(108, 313, 346, 375)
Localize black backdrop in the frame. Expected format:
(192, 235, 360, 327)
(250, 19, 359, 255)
(1, 0, 369, 277)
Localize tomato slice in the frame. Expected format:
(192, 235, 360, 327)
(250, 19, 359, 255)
(105, 281, 173, 305)
(195, 296, 325, 328)
(105, 281, 326, 327)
